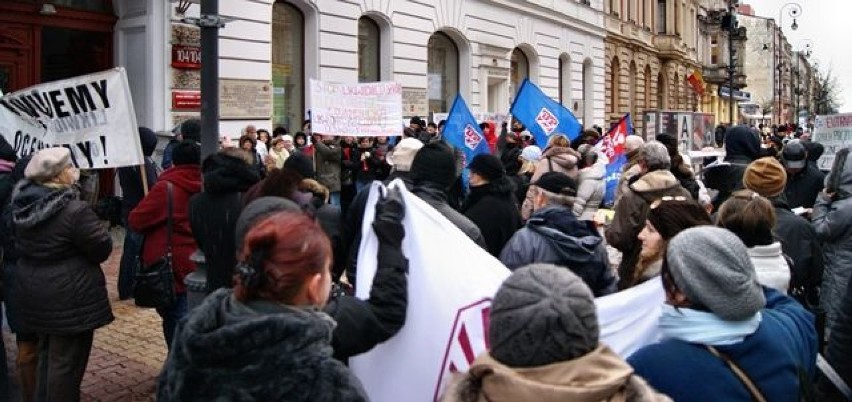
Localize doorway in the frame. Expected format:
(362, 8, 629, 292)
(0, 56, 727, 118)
(41, 27, 111, 83)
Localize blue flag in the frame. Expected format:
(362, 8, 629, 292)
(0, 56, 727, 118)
(601, 113, 634, 207)
(510, 78, 582, 147)
(442, 94, 490, 168)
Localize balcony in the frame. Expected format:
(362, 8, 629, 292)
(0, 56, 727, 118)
(704, 64, 747, 88)
(654, 34, 687, 60)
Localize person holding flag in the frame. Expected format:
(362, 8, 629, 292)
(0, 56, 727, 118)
(441, 94, 491, 191)
(510, 78, 582, 147)
(600, 113, 633, 207)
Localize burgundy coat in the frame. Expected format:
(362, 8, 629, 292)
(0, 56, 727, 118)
(129, 165, 202, 293)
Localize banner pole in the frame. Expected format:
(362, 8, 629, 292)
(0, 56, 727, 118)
(139, 163, 149, 195)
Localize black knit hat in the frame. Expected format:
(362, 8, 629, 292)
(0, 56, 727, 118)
(172, 140, 201, 166)
(410, 142, 456, 190)
(0, 135, 17, 162)
(468, 154, 505, 182)
(179, 118, 201, 143)
(283, 152, 315, 179)
(138, 127, 158, 157)
(533, 172, 577, 196)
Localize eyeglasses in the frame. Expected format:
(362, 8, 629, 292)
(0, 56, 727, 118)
(650, 195, 688, 209)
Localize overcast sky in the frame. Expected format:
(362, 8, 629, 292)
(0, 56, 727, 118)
(743, 0, 852, 113)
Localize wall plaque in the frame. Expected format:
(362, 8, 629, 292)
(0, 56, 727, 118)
(219, 79, 272, 119)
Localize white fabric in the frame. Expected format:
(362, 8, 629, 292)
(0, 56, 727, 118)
(748, 242, 791, 294)
(255, 141, 268, 159)
(351, 180, 666, 401)
(659, 305, 762, 346)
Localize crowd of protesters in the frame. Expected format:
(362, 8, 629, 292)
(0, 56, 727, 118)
(0, 115, 849, 401)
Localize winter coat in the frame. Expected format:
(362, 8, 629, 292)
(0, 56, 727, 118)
(784, 163, 826, 209)
(442, 345, 671, 402)
(353, 146, 391, 183)
(748, 242, 791, 293)
(821, 277, 852, 399)
(10, 180, 114, 334)
(189, 154, 261, 292)
(614, 149, 643, 202)
(573, 161, 606, 221)
(703, 130, 760, 209)
(266, 148, 289, 170)
(0, 160, 16, 215)
(812, 190, 852, 333)
(129, 165, 202, 294)
(314, 140, 342, 192)
(628, 288, 818, 402)
(325, 227, 408, 361)
(117, 156, 159, 222)
(509, 173, 531, 207)
(157, 289, 368, 401)
(522, 147, 581, 219)
(771, 197, 822, 294)
(500, 205, 617, 297)
(412, 184, 487, 248)
(606, 170, 690, 289)
(461, 178, 523, 257)
(671, 162, 700, 201)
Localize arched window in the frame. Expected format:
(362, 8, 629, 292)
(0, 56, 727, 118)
(358, 17, 380, 83)
(427, 32, 459, 113)
(272, 2, 304, 134)
(644, 64, 652, 111)
(559, 54, 571, 106)
(657, 71, 667, 109)
(610, 57, 620, 114)
(583, 58, 594, 125)
(629, 61, 637, 118)
(511, 47, 530, 101)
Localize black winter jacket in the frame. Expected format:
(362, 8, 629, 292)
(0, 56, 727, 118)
(461, 178, 522, 257)
(771, 197, 823, 303)
(189, 154, 261, 292)
(499, 205, 617, 296)
(703, 155, 753, 210)
(117, 156, 159, 222)
(821, 279, 852, 399)
(11, 180, 114, 334)
(784, 164, 826, 209)
(157, 289, 368, 401)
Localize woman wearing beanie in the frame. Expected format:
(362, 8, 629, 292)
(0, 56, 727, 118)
(9, 147, 114, 401)
(631, 197, 711, 287)
(628, 227, 818, 402)
(521, 134, 582, 220)
(442, 264, 670, 402)
(129, 141, 202, 349)
(717, 190, 791, 293)
(813, 147, 852, 335)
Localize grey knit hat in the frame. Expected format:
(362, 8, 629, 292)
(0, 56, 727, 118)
(489, 264, 598, 367)
(666, 227, 766, 321)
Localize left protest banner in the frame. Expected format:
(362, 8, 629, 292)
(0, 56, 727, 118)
(0, 68, 143, 169)
(309, 79, 403, 137)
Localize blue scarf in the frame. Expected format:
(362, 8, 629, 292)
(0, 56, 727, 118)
(659, 304, 762, 346)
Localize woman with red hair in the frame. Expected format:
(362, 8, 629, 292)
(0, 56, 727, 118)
(157, 212, 368, 401)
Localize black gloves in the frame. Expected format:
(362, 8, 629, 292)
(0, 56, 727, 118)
(372, 186, 405, 249)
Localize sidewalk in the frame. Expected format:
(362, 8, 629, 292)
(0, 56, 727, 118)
(3, 228, 166, 402)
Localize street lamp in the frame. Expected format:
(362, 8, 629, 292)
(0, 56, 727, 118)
(780, 2, 802, 31)
(794, 40, 813, 124)
(774, 2, 802, 125)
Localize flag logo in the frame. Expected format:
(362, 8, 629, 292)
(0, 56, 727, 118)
(434, 298, 492, 401)
(535, 107, 560, 134)
(463, 124, 483, 151)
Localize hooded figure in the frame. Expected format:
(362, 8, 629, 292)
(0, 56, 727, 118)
(442, 265, 670, 402)
(812, 147, 852, 333)
(461, 154, 523, 257)
(500, 172, 616, 296)
(703, 125, 761, 210)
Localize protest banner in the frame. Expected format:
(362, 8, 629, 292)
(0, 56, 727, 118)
(0, 68, 143, 169)
(309, 79, 403, 137)
(352, 179, 665, 401)
(813, 113, 852, 170)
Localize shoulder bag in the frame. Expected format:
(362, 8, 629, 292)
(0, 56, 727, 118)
(133, 182, 176, 308)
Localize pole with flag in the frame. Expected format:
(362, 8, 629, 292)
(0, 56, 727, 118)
(510, 78, 583, 147)
(601, 113, 634, 206)
(442, 94, 490, 189)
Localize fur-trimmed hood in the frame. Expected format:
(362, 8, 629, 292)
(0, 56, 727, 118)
(629, 170, 682, 194)
(11, 179, 79, 229)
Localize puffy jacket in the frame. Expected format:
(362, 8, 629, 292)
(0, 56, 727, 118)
(461, 178, 523, 257)
(606, 170, 690, 289)
(10, 180, 113, 334)
(748, 242, 791, 293)
(820, 278, 852, 399)
(314, 140, 342, 192)
(521, 147, 581, 219)
(129, 165, 202, 294)
(573, 161, 606, 221)
(812, 191, 852, 333)
(784, 163, 825, 209)
(500, 205, 617, 297)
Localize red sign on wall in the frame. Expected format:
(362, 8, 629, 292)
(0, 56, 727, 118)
(172, 90, 201, 110)
(171, 45, 201, 69)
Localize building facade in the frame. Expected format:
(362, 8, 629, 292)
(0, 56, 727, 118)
(698, 0, 748, 126)
(109, 0, 610, 136)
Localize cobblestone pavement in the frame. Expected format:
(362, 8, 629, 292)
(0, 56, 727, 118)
(3, 227, 165, 402)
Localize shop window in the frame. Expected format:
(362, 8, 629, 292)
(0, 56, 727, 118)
(272, 2, 304, 134)
(358, 17, 380, 83)
(427, 32, 459, 113)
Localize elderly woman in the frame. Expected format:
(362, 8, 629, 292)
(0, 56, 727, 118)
(157, 210, 373, 401)
(628, 227, 817, 402)
(10, 148, 113, 402)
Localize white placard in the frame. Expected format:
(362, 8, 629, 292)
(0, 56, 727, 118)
(309, 79, 403, 137)
(813, 113, 852, 170)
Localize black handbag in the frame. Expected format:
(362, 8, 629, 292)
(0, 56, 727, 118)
(134, 182, 176, 308)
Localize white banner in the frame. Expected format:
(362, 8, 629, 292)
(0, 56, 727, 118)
(813, 113, 852, 170)
(0, 68, 142, 169)
(351, 180, 666, 401)
(309, 79, 403, 137)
